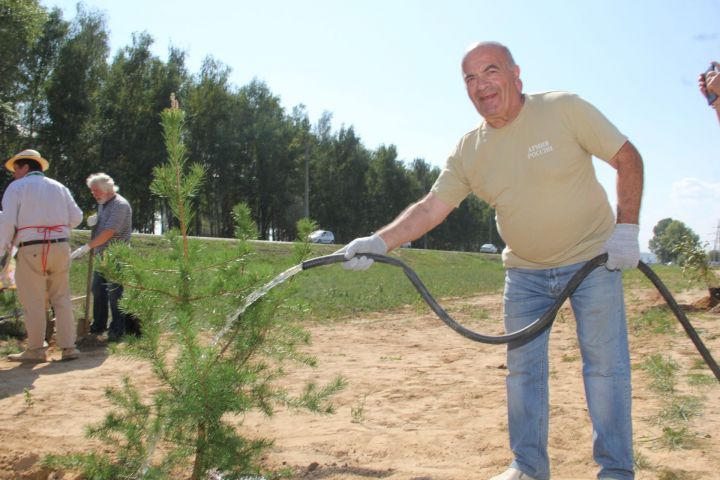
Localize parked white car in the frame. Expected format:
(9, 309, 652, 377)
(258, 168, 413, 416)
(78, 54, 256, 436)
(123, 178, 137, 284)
(480, 243, 498, 254)
(309, 229, 335, 244)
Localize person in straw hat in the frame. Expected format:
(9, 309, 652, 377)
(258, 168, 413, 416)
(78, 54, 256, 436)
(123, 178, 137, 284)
(0, 149, 83, 362)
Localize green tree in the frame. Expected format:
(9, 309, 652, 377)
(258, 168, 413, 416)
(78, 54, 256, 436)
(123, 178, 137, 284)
(0, 0, 47, 153)
(48, 100, 344, 479)
(649, 218, 699, 264)
(428, 196, 495, 252)
(184, 56, 238, 237)
(674, 236, 719, 290)
(236, 79, 300, 241)
(311, 121, 370, 242)
(96, 33, 187, 231)
(18, 7, 68, 139)
(43, 5, 108, 197)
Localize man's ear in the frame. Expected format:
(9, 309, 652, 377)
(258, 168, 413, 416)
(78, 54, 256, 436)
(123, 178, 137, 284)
(513, 65, 522, 91)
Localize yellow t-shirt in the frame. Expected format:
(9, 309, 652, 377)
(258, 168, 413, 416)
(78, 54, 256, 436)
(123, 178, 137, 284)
(431, 91, 627, 269)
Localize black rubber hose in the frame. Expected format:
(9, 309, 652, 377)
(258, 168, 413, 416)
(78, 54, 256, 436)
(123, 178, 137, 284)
(302, 252, 720, 381)
(636, 261, 720, 380)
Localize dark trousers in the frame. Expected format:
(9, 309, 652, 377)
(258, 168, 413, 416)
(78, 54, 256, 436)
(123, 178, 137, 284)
(91, 271, 126, 338)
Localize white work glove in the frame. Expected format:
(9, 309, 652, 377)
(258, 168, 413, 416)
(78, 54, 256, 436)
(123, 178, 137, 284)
(87, 214, 98, 227)
(338, 234, 388, 271)
(70, 244, 91, 260)
(604, 224, 640, 271)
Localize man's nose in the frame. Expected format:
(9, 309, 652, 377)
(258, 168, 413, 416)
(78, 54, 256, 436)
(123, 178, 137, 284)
(472, 77, 491, 93)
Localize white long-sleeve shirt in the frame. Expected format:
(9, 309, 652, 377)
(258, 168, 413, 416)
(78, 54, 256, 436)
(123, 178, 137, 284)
(0, 173, 83, 247)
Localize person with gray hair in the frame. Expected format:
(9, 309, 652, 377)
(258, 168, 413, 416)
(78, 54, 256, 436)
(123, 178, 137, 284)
(71, 172, 133, 341)
(341, 41, 643, 480)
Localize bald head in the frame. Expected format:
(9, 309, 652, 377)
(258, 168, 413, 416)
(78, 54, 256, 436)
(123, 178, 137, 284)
(463, 41, 516, 69)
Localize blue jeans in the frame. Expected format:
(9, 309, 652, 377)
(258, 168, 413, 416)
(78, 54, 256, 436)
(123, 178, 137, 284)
(91, 271, 126, 338)
(504, 261, 633, 480)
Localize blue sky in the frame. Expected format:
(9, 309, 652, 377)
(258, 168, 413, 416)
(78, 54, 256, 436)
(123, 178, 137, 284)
(43, 0, 720, 251)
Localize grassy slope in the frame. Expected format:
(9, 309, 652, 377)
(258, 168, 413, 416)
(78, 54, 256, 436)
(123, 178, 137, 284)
(66, 232, 505, 322)
(63, 232, 706, 324)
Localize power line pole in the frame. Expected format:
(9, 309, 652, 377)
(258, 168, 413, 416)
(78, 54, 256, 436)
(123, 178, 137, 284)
(304, 141, 310, 219)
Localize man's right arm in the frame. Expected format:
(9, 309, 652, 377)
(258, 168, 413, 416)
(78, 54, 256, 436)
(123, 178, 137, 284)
(376, 192, 454, 251)
(340, 192, 454, 271)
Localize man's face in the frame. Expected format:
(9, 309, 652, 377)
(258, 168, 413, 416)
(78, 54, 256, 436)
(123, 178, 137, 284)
(462, 45, 523, 128)
(90, 185, 112, 203)
(12, 163, 29, 180)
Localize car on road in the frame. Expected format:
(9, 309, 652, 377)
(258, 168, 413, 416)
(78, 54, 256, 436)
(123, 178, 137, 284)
(479, 243, 498, 254)
(309, 229, 335, 244)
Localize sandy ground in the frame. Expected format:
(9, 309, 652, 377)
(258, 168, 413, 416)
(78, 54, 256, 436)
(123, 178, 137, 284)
(0, 287, 718, 480)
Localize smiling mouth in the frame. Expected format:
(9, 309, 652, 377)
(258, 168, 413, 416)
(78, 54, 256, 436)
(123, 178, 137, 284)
(479, 92, 498, 103)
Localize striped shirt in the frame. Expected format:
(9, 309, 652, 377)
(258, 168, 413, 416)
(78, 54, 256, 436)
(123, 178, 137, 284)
(91, 193, 132, 255)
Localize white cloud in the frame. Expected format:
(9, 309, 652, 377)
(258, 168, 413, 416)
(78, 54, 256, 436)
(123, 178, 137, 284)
(663, 177, 720, 249)
(671, 178, 720, 200)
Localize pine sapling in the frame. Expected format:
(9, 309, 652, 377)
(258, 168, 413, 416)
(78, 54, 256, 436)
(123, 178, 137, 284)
(46, 95, 345, 479)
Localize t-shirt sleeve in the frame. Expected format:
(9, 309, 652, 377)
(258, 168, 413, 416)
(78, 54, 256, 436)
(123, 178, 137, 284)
(566, 94, 628, 163)
(431, 138, 472, 208)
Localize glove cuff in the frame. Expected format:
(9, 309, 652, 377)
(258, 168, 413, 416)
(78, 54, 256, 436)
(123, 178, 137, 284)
(615, 223, 639, 234)
(370, 234, 388, 254)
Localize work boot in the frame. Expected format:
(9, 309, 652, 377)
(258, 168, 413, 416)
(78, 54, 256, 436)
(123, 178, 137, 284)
(61, 347, 80, 361)
(7, 348, 48, 363)
(489, 468, 539, 480)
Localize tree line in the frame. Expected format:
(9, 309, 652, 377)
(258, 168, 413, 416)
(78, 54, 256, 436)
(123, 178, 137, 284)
(0, 0, 501, 252)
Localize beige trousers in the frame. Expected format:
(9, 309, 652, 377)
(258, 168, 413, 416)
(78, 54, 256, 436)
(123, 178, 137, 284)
(15, 243, 76, 350)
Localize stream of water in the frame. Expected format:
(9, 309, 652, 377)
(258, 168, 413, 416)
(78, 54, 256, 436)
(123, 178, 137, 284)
(212, 263, 303, 346)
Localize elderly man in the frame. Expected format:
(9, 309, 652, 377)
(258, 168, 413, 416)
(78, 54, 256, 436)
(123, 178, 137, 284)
(72, 173, 132, 342)
(71, 173, 133, 342)
(1, 149, 83, 362)
(342, 42, 643, 480)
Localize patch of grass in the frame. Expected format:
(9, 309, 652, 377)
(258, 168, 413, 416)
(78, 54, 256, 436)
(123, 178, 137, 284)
(640, 354, 679, 393)
(660, 426, 692, 450)
(690, 358, 709, 369)
(657, 468, 693, 480)
(630, 306, 674, 335)
(687, 373, 715, 386)
(0, 335, 21, 355)
(23, 388, 34, 408)
(380, 355, 402, 361)
(659, 396, 702, 423)
(623, 264, 706, 292)
(633, 449, 651, 470)
(561, 353, 578, 362)
(351, 395, 367, 424)
(450, 304, 491, 321)
(286, 248, 505, 321)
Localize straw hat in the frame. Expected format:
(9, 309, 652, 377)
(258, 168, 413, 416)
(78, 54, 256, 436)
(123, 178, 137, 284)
(5, 149, 49, 172)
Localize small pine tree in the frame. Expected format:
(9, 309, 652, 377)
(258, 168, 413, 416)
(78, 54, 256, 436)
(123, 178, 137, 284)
(674, 236, 719, 289)
(673, 236, 720, 307)
(46, 97, 345, 479)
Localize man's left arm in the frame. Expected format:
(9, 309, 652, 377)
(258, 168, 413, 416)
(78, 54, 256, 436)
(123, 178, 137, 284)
(88, 229, 115, 249)
(71, 228, 115, 260)
(609, 141, 643, 224)
(0, 189, 18, 249)
(604, 141, 644, 270)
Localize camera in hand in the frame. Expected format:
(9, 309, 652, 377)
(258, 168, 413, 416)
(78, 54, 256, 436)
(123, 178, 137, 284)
(704, 64, 719, 105)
